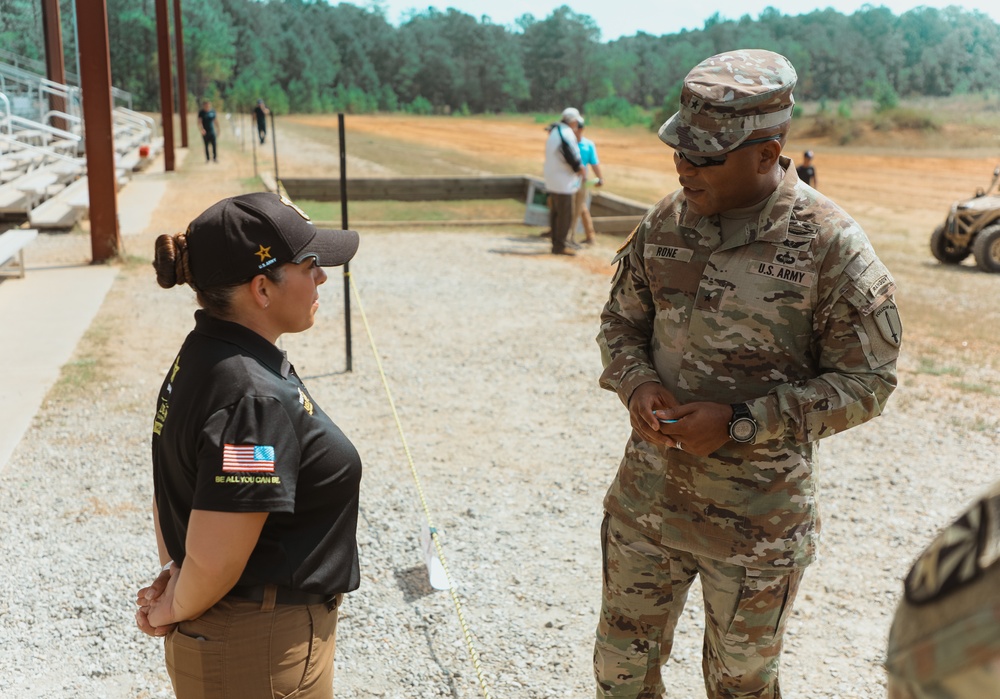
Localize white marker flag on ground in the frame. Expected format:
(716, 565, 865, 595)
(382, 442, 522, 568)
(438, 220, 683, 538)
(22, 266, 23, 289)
(422, 526, 450, 590)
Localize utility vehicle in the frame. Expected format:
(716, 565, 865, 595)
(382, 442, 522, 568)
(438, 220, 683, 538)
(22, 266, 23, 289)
(931, 165, 1000, 273)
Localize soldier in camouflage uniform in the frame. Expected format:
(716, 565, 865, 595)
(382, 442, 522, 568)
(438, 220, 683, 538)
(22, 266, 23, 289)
(594, 49, 901, 698)
(886, 480, 1000, 698)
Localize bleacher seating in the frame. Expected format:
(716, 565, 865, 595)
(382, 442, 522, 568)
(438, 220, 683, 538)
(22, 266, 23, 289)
(0, 160, 84, 218)
(28, 176, 88, 230)
(0, 228, 38, 278)
(1, 54, 152, 232)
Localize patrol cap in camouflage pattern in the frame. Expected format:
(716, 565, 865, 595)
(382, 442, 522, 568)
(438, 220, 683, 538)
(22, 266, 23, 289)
(658, 49, 797, 156)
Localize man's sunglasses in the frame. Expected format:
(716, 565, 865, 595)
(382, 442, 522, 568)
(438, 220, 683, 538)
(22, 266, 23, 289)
(674, 135, 783, 168)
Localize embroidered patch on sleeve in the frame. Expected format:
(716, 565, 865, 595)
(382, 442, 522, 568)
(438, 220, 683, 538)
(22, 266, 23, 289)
(222, 444, 276, 473)
(298, 387, 314, 415)
(616, 224, 639, 253)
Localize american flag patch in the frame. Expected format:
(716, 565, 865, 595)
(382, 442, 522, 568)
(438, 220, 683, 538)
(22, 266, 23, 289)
(222, 444, 276, 473)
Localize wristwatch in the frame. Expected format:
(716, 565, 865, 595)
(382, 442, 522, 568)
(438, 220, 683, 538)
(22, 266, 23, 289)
(728, 403, 758, 443)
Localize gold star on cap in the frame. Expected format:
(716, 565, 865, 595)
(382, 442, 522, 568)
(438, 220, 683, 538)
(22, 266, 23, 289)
(255, 244, 272, 262)
(279, 194, 311, 221)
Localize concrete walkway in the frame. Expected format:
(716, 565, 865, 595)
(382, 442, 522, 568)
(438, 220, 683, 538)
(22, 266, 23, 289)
(0, 153, 178, 470)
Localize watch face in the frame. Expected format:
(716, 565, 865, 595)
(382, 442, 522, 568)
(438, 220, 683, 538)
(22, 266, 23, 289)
(731, 418, 756, 442)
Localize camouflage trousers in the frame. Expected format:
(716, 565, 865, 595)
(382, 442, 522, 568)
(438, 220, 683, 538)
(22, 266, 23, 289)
(594, 514, 804, 699)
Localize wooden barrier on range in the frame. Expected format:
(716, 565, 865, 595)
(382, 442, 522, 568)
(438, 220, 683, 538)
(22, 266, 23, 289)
(278, 175, 649, 235)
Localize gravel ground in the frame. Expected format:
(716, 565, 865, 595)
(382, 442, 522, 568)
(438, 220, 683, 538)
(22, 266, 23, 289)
(1, 148, 998, 698)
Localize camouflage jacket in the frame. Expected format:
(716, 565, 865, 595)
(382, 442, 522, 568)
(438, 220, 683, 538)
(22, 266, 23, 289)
(597, 158, 900, 568)
(886, 479, 1000, 698)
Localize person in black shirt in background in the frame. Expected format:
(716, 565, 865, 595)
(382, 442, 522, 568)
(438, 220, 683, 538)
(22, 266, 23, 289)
(197, 99, 218, 163)
(796, 149, 819, 188)
(253, 98, 270, 145)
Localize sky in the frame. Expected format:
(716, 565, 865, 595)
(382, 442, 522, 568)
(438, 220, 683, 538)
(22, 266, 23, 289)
(363, 0, 1000, 40)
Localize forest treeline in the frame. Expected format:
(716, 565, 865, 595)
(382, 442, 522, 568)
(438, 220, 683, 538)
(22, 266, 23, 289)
(2, 1, 1000, 121)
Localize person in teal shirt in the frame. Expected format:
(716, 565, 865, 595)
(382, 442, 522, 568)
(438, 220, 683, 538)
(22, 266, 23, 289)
(570, 122, 604, 245)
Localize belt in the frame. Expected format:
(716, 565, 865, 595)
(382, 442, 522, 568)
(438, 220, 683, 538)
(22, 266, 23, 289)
(227, 583, 337, 607)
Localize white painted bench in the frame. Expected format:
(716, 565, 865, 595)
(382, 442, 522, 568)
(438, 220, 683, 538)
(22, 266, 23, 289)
(50, 139, 81, 157)
(0, 163, 86, 217)
(29, 177, 89, 230)
(0, 170, 45, 213)
(0, 183, 33, 216)
(0, 228, 38, 278)
(12, 129, 44, 146)
(117, 147, 141, 174)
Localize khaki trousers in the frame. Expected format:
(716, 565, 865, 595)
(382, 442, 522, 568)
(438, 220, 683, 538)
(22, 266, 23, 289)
(164, 593, 342, 699)
(570, 185, 595, 242)
(595, 514, 803, 699)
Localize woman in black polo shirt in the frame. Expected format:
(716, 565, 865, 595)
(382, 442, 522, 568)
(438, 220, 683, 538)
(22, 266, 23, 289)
(134, 193, 361, 699)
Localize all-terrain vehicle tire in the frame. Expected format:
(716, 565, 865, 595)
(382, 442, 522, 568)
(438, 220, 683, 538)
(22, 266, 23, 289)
(930, 224, 971, 264)
(972, 224, 1000, 273)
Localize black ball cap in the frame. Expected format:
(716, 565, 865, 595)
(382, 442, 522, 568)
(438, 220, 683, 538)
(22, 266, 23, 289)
(186, 192, 359, 289)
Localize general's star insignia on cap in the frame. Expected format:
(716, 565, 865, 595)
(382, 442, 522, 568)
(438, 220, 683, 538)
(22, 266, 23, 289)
(255, 244, 272, 262)
(279, 194, 311, 221)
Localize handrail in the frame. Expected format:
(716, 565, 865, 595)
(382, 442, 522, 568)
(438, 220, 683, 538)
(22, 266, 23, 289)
(0, 48, 41, 73)
(1, 58, 132, 113)
(0, 48, 81, 85)
(0, 62, 50, 89)
(0, 66, 47, 122)
(43, 110, 82, 128)
(38, 83, 82, 122)
(0, 93, 11, 136)
(0, 133, 83, 180)
(0, 74, 36, 111)
(0, 134, 83, 166)
(114, 107, 155, 135)
(39, 72, 130, 109)
(40, 77, 81, 98)
(6, 113, 80, 142)
(111, 87, 133, 110)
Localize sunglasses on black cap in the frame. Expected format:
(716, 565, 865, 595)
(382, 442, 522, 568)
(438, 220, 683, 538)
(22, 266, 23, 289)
(674, 134, 783, 168)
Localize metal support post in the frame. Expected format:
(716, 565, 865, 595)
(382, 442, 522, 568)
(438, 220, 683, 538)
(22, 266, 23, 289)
(173, 0, 189, 148)
(155, 0, 175, 171)
(74, 0, 120, 262)
(339, 113, 352, 372)
(41, 0, 68, 131)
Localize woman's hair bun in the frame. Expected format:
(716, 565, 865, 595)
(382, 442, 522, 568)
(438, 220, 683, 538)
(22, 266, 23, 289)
(153, 232, 193, 289)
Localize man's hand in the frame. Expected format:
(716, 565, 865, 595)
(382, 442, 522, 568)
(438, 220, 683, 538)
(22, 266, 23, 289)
(627, 382, 680, 445)
(654, 402, 733, 456)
